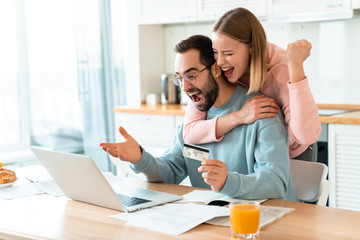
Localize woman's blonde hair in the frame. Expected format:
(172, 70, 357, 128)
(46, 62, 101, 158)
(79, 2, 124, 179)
(213, 7, 268, 93)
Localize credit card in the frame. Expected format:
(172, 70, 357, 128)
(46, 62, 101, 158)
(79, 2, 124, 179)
(183, 143, 210, 162)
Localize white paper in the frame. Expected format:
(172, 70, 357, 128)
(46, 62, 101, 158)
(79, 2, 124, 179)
(17, 165, 53, 182)
(178, 189, 226, 203)
(0, 182, 43, 200)
(206, 205, 295, 229)
(259, 206, 294, 228)
(33, 180, 64, 197)
(177, 190, 267, 205)
(110, 203, 230, 235)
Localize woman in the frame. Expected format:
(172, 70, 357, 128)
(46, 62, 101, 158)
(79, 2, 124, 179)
(181, 7, 321, 161)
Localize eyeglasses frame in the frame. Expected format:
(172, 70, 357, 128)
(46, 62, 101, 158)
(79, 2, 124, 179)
(170, 64, 212, 87)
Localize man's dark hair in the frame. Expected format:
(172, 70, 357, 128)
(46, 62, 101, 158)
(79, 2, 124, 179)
(174, 35, 216, 68)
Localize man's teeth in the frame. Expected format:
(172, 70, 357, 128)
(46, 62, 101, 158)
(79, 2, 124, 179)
(188, 91, 201, 103)
(222, 67, 232, 71)
(188, 91, 200, 96)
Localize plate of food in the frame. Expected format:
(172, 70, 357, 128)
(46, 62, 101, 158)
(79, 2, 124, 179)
(0, 178, 18, 188)
(0, 167, 18, 188)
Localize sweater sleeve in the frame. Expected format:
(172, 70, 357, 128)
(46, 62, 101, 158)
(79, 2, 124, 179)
(269, 64, 321, 146)
(183, 100, 222, 144)
(287, 78, 321, 145)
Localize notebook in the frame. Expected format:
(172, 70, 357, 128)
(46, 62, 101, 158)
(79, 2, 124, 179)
(30, 147, 183, 212)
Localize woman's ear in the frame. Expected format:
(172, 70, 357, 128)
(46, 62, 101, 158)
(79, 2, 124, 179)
(211, 62, 222, 78)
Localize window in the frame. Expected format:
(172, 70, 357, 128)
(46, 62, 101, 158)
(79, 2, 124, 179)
(26, 0, 83, 153)
(0, 0, 127, 170)
(0, 1, 30, 152)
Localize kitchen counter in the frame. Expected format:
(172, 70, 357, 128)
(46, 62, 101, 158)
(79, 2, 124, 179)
(114, 104, 187, 116)
(316, 104, 360, 124)
(114, 104, 360, 125)
(319, 110, 360, 124)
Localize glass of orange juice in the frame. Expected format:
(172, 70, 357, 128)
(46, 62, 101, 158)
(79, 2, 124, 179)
(229, 201, 260, 239)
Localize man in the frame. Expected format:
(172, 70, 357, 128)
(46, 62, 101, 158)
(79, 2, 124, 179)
(100, 35, 297, 201)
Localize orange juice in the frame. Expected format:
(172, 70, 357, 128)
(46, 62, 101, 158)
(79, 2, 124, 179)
(230, 203, 260, 234)
(0, 161, 2, 168)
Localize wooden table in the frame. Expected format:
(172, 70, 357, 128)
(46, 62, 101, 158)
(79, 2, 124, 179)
(1, 177, 360, 240)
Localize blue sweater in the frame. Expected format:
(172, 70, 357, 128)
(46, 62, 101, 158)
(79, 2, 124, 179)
(131, 86, 297, 201)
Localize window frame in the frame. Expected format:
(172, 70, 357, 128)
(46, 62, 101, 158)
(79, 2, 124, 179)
(0, 0, 31, 160)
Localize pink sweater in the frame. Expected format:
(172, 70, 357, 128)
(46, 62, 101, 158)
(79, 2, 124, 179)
(183, 42, 321, 158)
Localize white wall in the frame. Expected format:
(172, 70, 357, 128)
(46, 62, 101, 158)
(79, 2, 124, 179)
(139, 25, 165, 101)
(263, 18, 360, 104)
(163, 23, 214, 73)
(122, 0, 141, 106)
(157, 18, 360, 105)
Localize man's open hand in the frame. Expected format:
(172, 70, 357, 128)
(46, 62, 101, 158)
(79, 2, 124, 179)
(100, 127, 142, 163)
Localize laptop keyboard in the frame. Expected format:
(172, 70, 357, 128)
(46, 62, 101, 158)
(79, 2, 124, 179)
(116, 193, 152, 207)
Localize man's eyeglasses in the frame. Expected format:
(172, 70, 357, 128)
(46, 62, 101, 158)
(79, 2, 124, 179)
(169, 65, 212, 87)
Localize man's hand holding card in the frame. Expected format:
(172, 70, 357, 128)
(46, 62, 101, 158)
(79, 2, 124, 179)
(183, 143, 228, 192)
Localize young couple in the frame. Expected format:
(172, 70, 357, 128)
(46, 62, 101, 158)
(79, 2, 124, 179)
(100, 8, 320, 201)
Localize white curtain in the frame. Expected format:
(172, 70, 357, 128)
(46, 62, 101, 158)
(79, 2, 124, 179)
(0, 0, 127, 171)
(73, 0, 126, 171)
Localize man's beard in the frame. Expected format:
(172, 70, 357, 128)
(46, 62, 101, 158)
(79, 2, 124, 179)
(194, 75, 219, 112)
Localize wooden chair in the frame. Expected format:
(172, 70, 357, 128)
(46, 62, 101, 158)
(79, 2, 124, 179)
(290, 159, 331, 206)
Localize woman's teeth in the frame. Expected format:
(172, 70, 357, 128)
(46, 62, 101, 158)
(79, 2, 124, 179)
(222, 67, 234, 79)
(222, 67, 233, 71)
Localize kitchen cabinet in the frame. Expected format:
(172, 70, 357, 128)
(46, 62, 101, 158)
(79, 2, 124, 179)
(328, 124, 360, 211)
(197, 0, 267, 21)
(138, 0, 267, 25)
(267, 0, 359, 22)
(269, 0, 352, 14)
(138, 0, 360, 25)
(138, 0, 197, 25)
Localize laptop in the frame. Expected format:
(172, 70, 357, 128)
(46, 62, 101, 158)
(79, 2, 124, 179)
(30, 147, 183, 212)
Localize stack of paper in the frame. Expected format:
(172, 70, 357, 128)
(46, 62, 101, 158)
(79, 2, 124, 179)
(110, 190, 292, 235)
(111, 203, 229, 235)
(0, 183, 43, 200)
